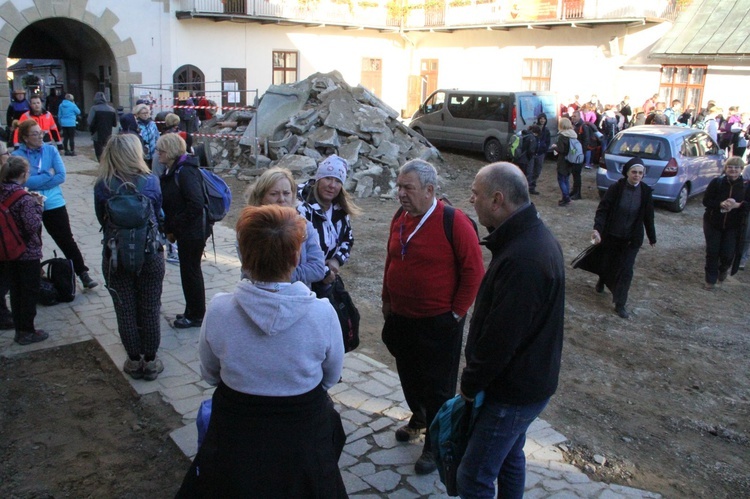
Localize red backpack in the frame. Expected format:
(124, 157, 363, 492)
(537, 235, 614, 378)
(0, 189, 29, 261)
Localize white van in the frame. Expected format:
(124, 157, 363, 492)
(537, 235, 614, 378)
(409, 90, 558, 162)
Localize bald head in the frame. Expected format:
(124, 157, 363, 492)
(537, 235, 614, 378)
(471, 162, 529, 228)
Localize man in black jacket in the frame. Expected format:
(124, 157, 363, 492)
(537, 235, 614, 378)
(87, 92, 117, 161)
(457, 162, 565, 498)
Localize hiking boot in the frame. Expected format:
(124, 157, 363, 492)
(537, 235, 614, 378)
(558, 198, 571, 206)
(69, 151, 77, 156)
(529, 189, 540, 195)
(395, 424, 425, 442)
(570, 194, 582, 200)
(123, 357, 144, 380)
(615, 305, 630, 319)
(415, 450, 437, 475)
(14, 329, 49, 345)
(79, 272, 99, 289)
(174, 316, 202, 329)
(142, 358, 164, 381)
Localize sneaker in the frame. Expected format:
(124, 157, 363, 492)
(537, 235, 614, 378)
(583, 164, 593, 169)
(123, 357, 144, 380)
(718, 270, 728, 282)
(14, 329, 49, 345)
(395, 424, 426, 442)
(166, 254, 180, 265)
(415, 450, 437, 475)
(142, 358, 164, 381)
(615, 305, 630, 319)
(558, 198, 571, 206)
(79, 272, 99, 289)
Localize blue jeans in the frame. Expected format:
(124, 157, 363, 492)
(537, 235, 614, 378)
(584, 149, 592, 165)
(457, 398, 549, 499)
(556, 172, 570, 200)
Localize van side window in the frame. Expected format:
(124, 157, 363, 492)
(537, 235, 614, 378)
(484, 95, 509, 122)
(424, 91, 445, 115)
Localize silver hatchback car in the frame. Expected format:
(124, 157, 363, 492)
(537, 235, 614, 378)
(596, 126, 724, 212)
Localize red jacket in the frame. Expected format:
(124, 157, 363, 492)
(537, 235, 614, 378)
(382, 200, 484, 318)
(14, 111, 62, 145)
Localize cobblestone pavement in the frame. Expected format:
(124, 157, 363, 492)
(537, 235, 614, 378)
(0, 144, 661, 498)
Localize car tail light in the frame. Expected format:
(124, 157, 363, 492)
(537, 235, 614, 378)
(661, 158, 678, 177)
(510, 107, 516, 132)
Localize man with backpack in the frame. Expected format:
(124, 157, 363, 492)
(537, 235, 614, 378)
(457, 162, 564, 498)
(382, 159, 484, 476)
(513, 127, 537, 176)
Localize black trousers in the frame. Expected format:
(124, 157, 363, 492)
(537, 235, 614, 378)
(382, 311, 464, 453)
(703, 221, 738, 284)
(570, 162, 583, 197)
(62, 126, 76, 152)
(177, 237, 207, 320)
(103, 251, 165, 360)
(2, 260, 41, 332)
(43, 206, 88, 276)
(94, 139, 110, 162)
(600, 236, 640, 308)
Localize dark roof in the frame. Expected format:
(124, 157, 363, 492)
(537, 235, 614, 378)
(650, 0, 750, 58)
(7, 58, 62, 71)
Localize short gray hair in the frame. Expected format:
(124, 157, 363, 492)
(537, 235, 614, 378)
(399, 159, 438, 189)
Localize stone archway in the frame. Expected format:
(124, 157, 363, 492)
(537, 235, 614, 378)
(0, 0, 140, 111)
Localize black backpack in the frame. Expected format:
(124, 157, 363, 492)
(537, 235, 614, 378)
(103, 177, 161, 275)
(320, 275, 360, 353)
(41, 251, 75, 303)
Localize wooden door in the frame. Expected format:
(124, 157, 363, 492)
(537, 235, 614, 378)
(221, 68, 247, 110)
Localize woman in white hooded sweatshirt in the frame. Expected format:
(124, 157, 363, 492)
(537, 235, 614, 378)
(177, 204, 346, 498)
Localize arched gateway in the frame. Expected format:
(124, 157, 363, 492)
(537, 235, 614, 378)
(0, 0, 140, 111)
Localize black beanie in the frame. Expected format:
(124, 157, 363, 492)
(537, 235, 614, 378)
(622, 157, 645, 177)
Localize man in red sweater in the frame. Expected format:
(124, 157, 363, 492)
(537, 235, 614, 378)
(14, 95, 62, 147)
(381, 159, 484, 475)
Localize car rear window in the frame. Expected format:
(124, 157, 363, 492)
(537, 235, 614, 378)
(608, 134, 670, 161)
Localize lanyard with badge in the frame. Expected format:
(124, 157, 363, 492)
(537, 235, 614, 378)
(399, 198, 437, 260)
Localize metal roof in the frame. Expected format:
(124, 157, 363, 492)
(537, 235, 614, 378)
(650, 0, 750, 58)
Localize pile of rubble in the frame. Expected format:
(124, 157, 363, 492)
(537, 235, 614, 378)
(199, 71, 439, 197)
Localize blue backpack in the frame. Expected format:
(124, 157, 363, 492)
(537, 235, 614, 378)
(430, 391, 484, 496)
(176, 165, 232, 223)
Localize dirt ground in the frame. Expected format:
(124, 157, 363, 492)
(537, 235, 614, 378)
(1, 147, 748, 498)
(336, 151, 750, 498)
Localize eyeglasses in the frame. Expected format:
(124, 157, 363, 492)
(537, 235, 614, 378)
(27, 132, 44, 137)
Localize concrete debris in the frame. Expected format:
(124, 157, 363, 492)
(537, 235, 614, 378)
(198, 70, 440, 197)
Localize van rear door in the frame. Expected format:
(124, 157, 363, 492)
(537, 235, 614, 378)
(514, 92, 558, 150)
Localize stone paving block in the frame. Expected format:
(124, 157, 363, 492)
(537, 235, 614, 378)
(170, 424, 198, 458)
(349, 494, 380, 499)
(561, 469, 593, 484)
(525, 469, 542, 488)
(352, 352, 388, 369)
(529, 445, 565, 463)
(341, 409, 374, 425)
(362, 469, 401, 492)
(608, 484, 661, 498)
(565, 481, 607, 496)
(372, 432, 399, 449)
(383, 405, 411, 421)
(343, 438, 373, 457)
(171, 394, 210, 416)
(328, 381, 349, 395)
(406, 474, 442, 496)
(130, 379, 165, 395)
(524, 488, 551, 499)
(548, 461, 586, 474)
(388, 489, 420, 499)
(170, 343, 201, 364)
(342, 419, 358, 436)
(370, 370, 401, 387)
(542, 477, 576, 491)
(529, 417, 552, 432)
(338, 451, 358, 468)
(368, 444, 422, 466)
(348, 462, 376, 477)
(368, 416, 396, 432)
(357, 379, 393, 397)
(334, 388, 370, 409)
(163, 383, 203, 401)
(341, 367, 366, 383)
(347, 426, 374, 442)
(341, 470, 370, 494)
(528, 426, 568, 447)
(546, 491, 581, 499)
(358, 397, 395, 415)
(343, 355, 379, 373)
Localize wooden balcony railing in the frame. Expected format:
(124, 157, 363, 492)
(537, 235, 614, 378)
(178, 0, 681, 28)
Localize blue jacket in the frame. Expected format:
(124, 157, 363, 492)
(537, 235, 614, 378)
(57, 99, 81, 128)
(12, 143, 67, 211)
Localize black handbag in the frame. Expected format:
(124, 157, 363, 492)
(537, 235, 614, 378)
(321, 275, 360, 353)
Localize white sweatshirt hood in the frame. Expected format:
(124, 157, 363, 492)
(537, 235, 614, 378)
(233, 280, 321, 336)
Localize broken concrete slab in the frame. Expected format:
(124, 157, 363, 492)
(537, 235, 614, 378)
(240, 81, 311, 147)
(275, 154, 318, 176)
(307, 125, 341, 149)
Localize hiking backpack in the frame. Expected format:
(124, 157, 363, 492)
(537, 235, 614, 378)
(0, 189, 29, 261)
(41, 251, 75, 302)
(508, 134, 521, 162)
(103, 178, 161, 275)
(566, 137, 585, 164)
(430, 391, 485, 496)
(320, 275, 360, 353)
(176, 165, 232, 224)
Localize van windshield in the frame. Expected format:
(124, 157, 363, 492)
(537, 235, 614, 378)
(517, 95, 556, 126)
